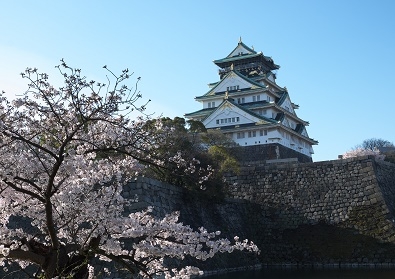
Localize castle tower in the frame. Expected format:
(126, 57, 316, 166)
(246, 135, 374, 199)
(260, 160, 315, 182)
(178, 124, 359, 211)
(185, 39, 318, 162)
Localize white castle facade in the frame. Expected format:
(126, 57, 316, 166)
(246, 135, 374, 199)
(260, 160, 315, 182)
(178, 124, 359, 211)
(185, 39, 317, 159)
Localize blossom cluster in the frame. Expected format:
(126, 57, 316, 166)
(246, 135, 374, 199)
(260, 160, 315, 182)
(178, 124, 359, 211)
(342, 148, 385, 161)
(0, 63, 259, 278)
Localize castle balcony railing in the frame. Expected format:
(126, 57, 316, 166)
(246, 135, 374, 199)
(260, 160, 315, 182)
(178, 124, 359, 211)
(218, 62, 263, 74)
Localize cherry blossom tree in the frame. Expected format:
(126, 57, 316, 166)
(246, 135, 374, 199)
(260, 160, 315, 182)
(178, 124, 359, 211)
(342, 148, 385, 161)
(0, 61, 258, 278)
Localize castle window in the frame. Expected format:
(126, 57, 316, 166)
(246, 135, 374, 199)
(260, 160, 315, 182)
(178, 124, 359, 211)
(260, 129, 268, 136)
(267, 96, 271, 102)
(237, 132, 245, 139)
(217, 117, 240, 125)
(259, 109, 267, 115)
(228, 85, 239, 92)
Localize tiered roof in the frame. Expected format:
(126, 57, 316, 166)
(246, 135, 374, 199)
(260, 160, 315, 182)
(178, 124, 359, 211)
(185, 39, 318, 151)
(213, 40, 279, 71)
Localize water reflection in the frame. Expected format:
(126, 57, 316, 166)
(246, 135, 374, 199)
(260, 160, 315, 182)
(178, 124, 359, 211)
(205, 268, 395, 279)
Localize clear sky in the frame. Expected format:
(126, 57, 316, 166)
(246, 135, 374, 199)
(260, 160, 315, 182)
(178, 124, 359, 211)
(1, 1, 394, 162)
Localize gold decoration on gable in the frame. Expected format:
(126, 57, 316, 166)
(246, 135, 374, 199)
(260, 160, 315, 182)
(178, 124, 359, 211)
(221, 102, 233, 109)
(256, 120, 268, 125)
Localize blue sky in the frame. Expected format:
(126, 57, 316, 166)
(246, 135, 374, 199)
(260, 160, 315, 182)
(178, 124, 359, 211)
(1, 1, 394, 161)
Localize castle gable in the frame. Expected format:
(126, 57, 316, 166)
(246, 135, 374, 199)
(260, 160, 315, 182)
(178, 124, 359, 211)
(278, 94, 296, 115)
(227, 41, 256, 57)
(209, 71, 263, 96)
(203, 100, 273, 129)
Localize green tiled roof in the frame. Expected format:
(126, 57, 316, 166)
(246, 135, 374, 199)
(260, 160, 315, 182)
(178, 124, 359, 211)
(213, 52, 262, 64)
(215, 122, 277, 131)
(239, 100, 272, 109)
(184, 107, 214, 118)
(196, 70, 266, 99)
(213, 43, 279, 70)
(230, 100, 277, 124)
(276, 91, 288, 106)
(208, 81, 219, 87)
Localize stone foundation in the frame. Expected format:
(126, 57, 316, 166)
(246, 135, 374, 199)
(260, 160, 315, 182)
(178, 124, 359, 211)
(4, 156, 395, 278)
(233, 143, 313, 163)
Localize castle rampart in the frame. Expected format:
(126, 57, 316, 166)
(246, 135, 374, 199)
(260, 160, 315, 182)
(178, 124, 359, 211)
(6, 156, 395, 278)
(124, 156, 395, 267)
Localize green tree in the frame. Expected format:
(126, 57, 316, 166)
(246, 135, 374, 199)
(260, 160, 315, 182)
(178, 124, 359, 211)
(143, 117, 239, 198)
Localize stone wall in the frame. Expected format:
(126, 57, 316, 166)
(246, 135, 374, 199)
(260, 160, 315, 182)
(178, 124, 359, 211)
(122, 178, 263, 271)
(224, 155, 395, 264)
(121, 156, 395, 267)
(233, 143, 313, 163)
(4, 156, 395, 278)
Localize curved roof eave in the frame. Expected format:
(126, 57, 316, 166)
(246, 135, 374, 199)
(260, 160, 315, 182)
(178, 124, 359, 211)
(232, 100, 277, 124)
(184, 108, 214, 118)
(213, 52, 262, 64)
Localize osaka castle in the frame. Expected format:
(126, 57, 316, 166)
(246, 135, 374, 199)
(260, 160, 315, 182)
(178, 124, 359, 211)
(185, 39, 318, 162)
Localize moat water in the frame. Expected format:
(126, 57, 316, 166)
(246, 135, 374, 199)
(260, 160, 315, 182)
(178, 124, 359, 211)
(205, 268, 395, 278)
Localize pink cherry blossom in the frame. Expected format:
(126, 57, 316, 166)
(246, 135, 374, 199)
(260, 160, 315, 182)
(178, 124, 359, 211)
(0, 62, 258, 278)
